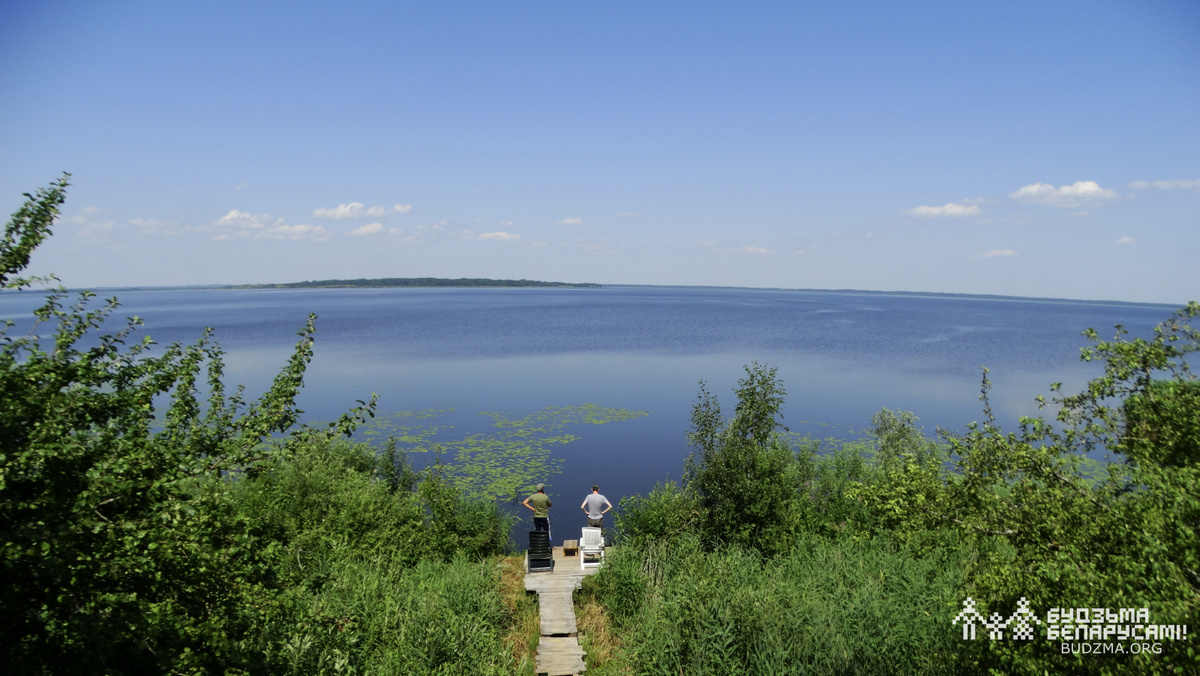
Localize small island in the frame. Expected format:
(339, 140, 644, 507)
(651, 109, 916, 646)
(233, 277, 601, 289)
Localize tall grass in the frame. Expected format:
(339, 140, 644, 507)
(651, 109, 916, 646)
(576, 587, 635, 676)
(260, 554, 519, 675)
(582, 532, 967, 675)
(498, 555, 540, 675)
(226, 438, 525, 674)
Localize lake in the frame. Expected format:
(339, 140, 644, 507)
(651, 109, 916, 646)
(0, 285, 1181, 525)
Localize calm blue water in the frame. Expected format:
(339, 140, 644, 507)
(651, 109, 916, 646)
(0, 285, 1181, 523)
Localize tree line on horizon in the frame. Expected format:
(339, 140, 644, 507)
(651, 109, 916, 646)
(236, 276, 601, 289)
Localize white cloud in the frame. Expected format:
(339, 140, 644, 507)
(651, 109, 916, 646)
(1010, 181, 1119, 207)
(478, 231, 520, 241)
(212, 210, 329, 241)
(500, 220, 514, 226)
(235, 182, 248, 191)
(313, 202, 387, 218)
(347, 222, 385, 236)
(620, 211, 638, 219)
(1129, 179, 1200, 192)
(216, 209, 274, 231)
(906, 202, 982, 217)
(981, 249, 1017, 258)
(394, 204, 413, 213)
(557, 217, 583, 225)
(1115, 236, 1134, 245)
(733, 246, 774, 254)
(698, 240, 715, 247)
(82, 206, 99, 214)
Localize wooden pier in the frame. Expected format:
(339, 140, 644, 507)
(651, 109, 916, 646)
(524, 546, 601, 676)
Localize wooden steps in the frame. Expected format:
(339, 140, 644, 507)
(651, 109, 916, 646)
(524, 545, 602, 675)
(533, 636, 587, 675)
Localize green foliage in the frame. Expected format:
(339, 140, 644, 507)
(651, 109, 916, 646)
(0, 173, 67, 290)
(234, 436, 513, 571)
(684, 363, 802, 554)
(0, 180, 359, 672)
(583, 532, 966, 675)
(850, 305, 1200, 674)
(232, 439, 518, 675)
(0, 178, 522, 674)
(728, 361, 789, 445)
(804, 440, 877, 533)
(7, 178, 1198, 674)
(606, 305, 1199, 675)
(1122, 378, 1200, 468)
(869, 408, 944, 475)
(612, 480, 702, 545)
(257, 552, 519, 676)
(843, 412, 951, 547)
(416, 463, 514, 561)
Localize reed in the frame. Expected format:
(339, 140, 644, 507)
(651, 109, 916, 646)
(228, 438, 527, 674)
(575, 589, 636, 675)
(582, 532, 965, 675)
(498, 555, 540, 675)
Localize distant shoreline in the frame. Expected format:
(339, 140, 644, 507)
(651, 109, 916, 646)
(2, 281, 1182, 309)
(231, 277, 601, 289)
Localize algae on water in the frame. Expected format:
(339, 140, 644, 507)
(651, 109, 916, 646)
(362, 404, 649, 499)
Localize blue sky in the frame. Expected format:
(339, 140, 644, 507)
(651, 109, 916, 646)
(2, 0, 1197, 303)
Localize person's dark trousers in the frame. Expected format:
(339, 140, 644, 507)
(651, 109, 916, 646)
(534, 517, 549, 532)
(587, 517, 603, 529)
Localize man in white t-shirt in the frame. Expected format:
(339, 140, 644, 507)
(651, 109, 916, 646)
(580, 485, 612, 529)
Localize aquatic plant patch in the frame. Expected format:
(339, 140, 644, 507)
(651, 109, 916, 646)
(361, 404, 648, 498)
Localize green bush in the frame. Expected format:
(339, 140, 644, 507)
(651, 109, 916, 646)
(855, 306, 1200, 674)
(0, 177, 521, 674)
(602, 306, 1200, 675)
(684, 364, 804, 554)
(1122, 378, 1200, 468)
(0, 176, 360, 673)
(613, 480, 701, 545)
(228, 436, 516, 673)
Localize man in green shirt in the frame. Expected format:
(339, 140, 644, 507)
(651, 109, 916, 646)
(523, 483, 552, 533)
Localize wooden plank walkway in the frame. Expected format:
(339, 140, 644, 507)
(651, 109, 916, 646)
(524, 546, 601, 676)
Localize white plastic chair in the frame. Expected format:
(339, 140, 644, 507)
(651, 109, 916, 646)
(580, 527, 605, 569)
